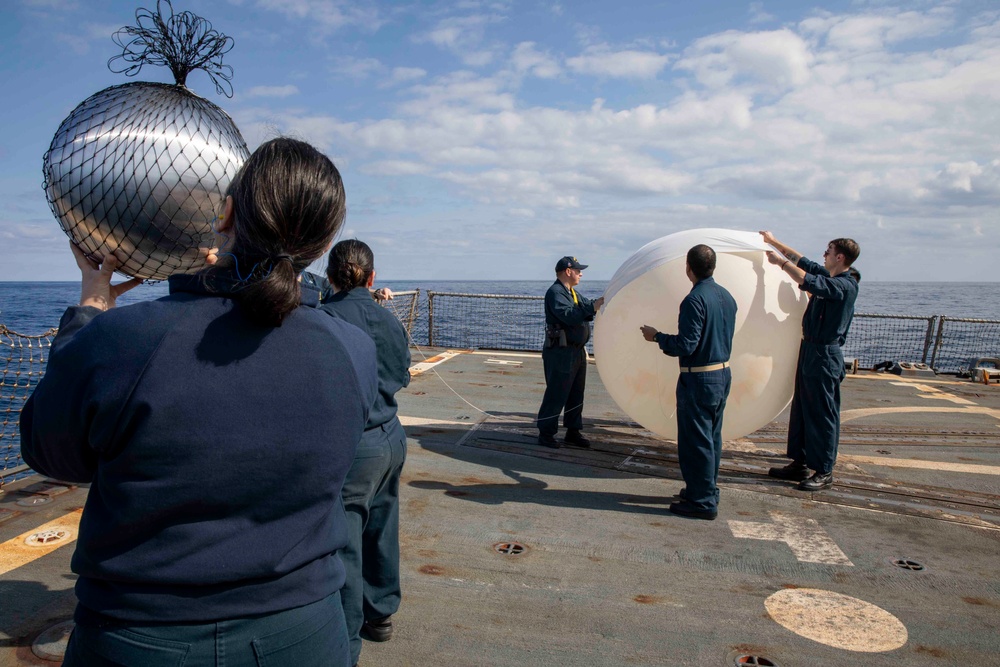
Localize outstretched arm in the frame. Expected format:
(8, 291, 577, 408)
(759, 231, 802, 263)
(765, 250, 806, 285)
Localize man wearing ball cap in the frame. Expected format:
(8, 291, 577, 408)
(537, 256, 605, 448)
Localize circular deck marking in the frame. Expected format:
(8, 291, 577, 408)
(765, 589, 907, 652)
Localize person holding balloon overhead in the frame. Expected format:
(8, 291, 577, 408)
(760, 231, 860, 492)
(20, 138, 376, 667)
(640, 244, 737, 521)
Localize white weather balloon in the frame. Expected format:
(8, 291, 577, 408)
(594, 228, 808, 441)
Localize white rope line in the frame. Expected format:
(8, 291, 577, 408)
(403, 326, 586, 425)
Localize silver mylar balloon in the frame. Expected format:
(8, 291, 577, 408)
(43, 81, 249, 281)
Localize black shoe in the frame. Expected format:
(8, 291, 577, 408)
(798, 471, 834, 491)
(768, 460, 810, 481)
(668, 501, 717, 521)
(538, 433, 561, 448)
(564, 429, 591, 448)
(678, 487, 688, 500)
(361, 615, 393, 642)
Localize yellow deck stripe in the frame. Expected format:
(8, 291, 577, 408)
(409, 350, 465, 377)
(840, 454, 1000, 476)
(0, 509, 81, 577)
(841, 405, 1000, 424)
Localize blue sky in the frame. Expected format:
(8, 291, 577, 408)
(1, 0, 997, 281)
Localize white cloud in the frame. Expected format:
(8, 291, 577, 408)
(510, 42, 561, 79)
(817, 9, 954, 53)
(415, 13, 504, 67)
(246, 85, 300, 98)
(332, 56, 384, 80)
(361, 160, 432, 176)
(566, 45, 670, 79)
(675, 28, 813, 89)
(749, 2, 776, 25)
(254, 0, 382, 33)
(398, 72, 515, 114)
(381, 67, 427, 88)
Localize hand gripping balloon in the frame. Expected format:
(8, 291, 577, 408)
(594, 229, 808, 442)
(42, 1, 250, 281)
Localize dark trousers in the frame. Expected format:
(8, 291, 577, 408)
(340, 418, 407, 665)
(64, 591, 349, 667)
(675, 368, 731, 512)
(537, 346, 587, 436)
(787, 343, 845, 475)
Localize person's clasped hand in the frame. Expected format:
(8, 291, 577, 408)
(71, 242, 142, 311)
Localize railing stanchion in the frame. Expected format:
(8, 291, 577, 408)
(921, 316, 936, 365)
(428, 291, 435, 347)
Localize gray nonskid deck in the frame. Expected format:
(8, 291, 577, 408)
(1, 348, 999, 666)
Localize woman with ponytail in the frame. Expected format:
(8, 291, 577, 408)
(321, 240, 410, 667)
(21, 138, 377, 667)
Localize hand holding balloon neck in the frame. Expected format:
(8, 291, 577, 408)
(70, 242, 142, 311)
(639, 324, 659, 342)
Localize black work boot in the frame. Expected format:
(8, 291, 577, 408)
(564, 429, 591, 448)
(361, 615, 393, 642)
(538, 433, 561, 448)
(798, 471, 834, 491)
(768, 460, 810, 481)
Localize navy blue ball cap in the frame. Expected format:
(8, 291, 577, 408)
(555, 256, 588, 272)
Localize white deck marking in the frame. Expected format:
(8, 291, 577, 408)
(470, 350, 538, 359)
(0, 509, 81, 576)
(483, 359, 523, 366)
(409, 350, 465, 377)
(399, 416, 477, 427)
(765, 588, 908, 652)
(729, 512, 853, 565)
(890, 381, 975, 405)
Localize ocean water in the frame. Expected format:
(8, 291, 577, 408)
(1, 280, 999, 336)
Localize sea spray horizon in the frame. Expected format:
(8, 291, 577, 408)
(2, 280, 999, 336)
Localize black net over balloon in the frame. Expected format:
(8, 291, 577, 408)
(42, 82, 249, 281)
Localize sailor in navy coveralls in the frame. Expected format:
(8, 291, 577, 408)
(320, 240, 411, 667)
(761, 231, 860, 491)
(536, 256, 605, 448)
(641, 245, 737, 521)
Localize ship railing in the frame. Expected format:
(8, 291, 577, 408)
(426, 292, 554, 352)
(3, 295, 999, 481)
(0, 325, 56, 488)
(379, 290, 421, 338)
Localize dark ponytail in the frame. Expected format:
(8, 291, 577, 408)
(221, 138, 346, 326)
(326, 239, 374, 292)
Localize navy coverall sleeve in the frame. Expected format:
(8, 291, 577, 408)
(654, 295, 705, 358)
(547, 287, 595, 327)
(19, 306, 138, 483)
(797, 256, 854, 301)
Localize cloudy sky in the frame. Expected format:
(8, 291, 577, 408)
(1, 0, 997, 281)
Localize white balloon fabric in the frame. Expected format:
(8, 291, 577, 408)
(594, 228, 807, 441)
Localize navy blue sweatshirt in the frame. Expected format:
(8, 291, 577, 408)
(654, 277, 737, 367)
(19, 272, 378, 623)
(544, 280, 597, 347)
(320, 287, 410, 430)
(797, 256, 859, 346)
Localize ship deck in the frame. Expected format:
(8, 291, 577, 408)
(2, 348, 999, 666)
